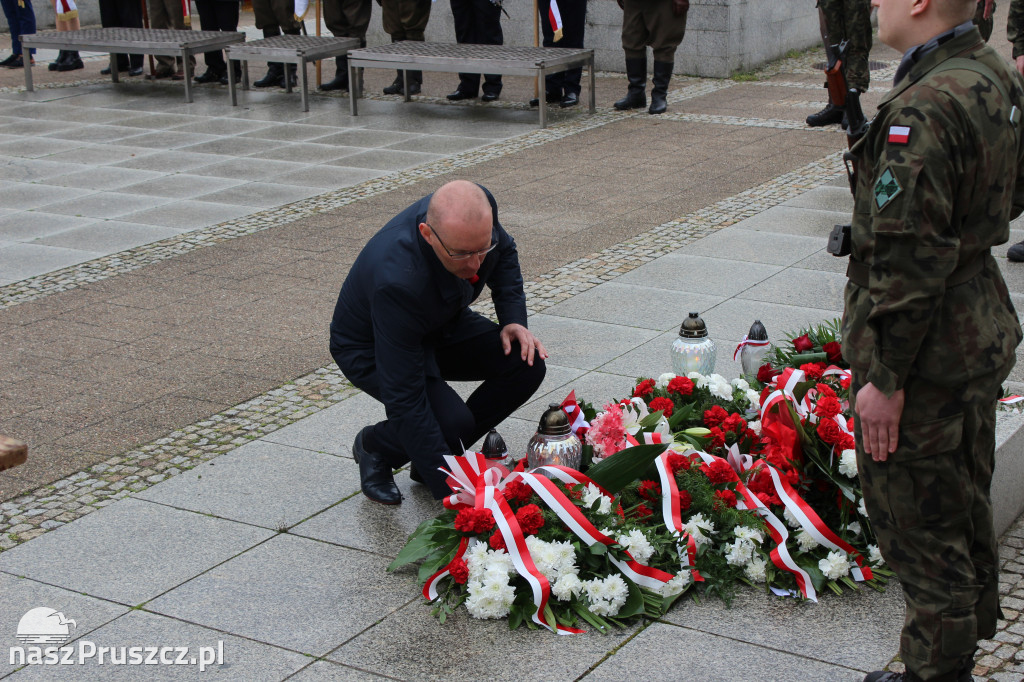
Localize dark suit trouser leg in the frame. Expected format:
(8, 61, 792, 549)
(451, 0, 502, 96)
(99, 0, 142, 68)
(195, 0, 239, 73)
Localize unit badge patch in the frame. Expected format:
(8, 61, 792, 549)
(874, 167, 902, 210)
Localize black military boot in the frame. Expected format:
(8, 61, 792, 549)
(253, 62, 284, 87)
(614, 57, 647, 110)
(407, 69, 422, 95)
(383, 70, 405, 94)
(806, 98, 844, 127)
(56, 50, 83, 71)
(285, 63, 297, 88)
(648, 60, 673, 115)
(48, 50, 66, 71)
(1008, 240, 1024, 261)
(319, 55, 349, 91)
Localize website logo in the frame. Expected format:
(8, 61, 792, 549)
(16, 608, 77, 646)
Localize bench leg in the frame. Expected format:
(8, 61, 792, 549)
(349, 62, 359, 117)
(402, 70, 410, 103)
(110, 54, 120, 83)
(589, 56, 596, 114)
(300, 59, 309, 112)
(23, 51, 33, 92)
(228, 58, 238, 106)
(538, 70, 547, 129)
(182, 49, 194, 103)
(242, 60, 250, 90)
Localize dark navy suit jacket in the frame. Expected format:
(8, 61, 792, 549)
(329, 187, 528, 464)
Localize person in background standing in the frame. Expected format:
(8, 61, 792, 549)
(0, 0, 35, 69)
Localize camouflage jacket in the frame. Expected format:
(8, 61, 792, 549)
(841, 27, 1024, 395)
(1010, 0, 1024, 57)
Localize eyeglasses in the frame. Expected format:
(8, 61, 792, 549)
(426, 223, 498, 261)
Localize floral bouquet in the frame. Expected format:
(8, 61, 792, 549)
(757, 319, 847, 385)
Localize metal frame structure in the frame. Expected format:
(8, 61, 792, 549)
(346, 42, 596, 128)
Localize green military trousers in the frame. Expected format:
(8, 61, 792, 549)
(852, 373, 1003, 681)
(621, 0, 687, 63)
(817, 0, 872, 91)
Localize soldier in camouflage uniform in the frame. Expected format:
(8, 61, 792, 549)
(1011, 0, 1024, 72)
(842, 0, 1024, 680)
(808, 0, 873, 127)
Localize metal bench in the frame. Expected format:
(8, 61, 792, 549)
(20, 28, 245, 103)
(346, 42, 595, 128)
(0, 435, 27, 471)
(225, 35, 361, 112)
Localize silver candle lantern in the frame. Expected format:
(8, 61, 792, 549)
(739, 319, 770, 378)
(671, 312, 717, 376)
(526, 403, 582, 471)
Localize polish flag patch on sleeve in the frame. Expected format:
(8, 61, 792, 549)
(888, 125, 911, 144)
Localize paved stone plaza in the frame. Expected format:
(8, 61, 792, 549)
(5, 8, 1024, 682)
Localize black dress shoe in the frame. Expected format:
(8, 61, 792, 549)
(0, 54, 17, 67)
(128, 66, 144, 77)
(529, 92, 561, 106)
(806, 103, 844, 127)
(480, 92, 499, 102)
(194, 69, 223, 84)
(101, 66, 112, 75)
(560, 92, 580, 108)
(446, 89, 477, 101)
(382, 78, 403, 95)
(1008, 241, 1024, 262)
(319, 73, 348, 91)
(353, 428, 401, 505)
(56, 55, 84, 71)
(3, 55, 31, 69)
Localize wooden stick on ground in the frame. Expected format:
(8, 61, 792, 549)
(0, 435, 27, 471)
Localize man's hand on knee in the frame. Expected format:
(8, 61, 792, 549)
(500, 323, 548, 366)
(855, 383, 904, 462)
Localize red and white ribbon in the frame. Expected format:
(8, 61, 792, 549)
(653, 453, 705, 582)
(1000, 395, 1024, 405)
(734, 336, 770, 362)
(561, 391, 590, 438)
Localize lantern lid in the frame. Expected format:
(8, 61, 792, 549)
(537, 403, 571, 436)
(747, 319, 768, 341)
(679, 312, 708, 339)
(481, 429, 507, 459)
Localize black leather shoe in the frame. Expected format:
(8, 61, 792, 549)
(806, 103, 844, 127)
(353, 428, 401, 505)
(128, 66, 144, 77)
(0, 54, 17, 67)
(1008, 241, 1024, 262)
(529, 92, 561, 106)
(48, 51, 65, 71)
(194, 69, 223, 84)
(319, 73, 348, 91)
(254, 65, 284, 88)
(447, 89, 477, 101)
(407, 81, 421, 95)
(560, 92, 579, 108)
(481, 92, 499, 102)
(382, 78, 404, 95)
(3, 55, 31, 69)
(101, 66, 112, 75)
(56, 55, 84, 71)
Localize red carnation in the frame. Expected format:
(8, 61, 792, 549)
(649, 397, 674, 417)
(704, 405, 729, 428)
(840, 375, 852, 389)
(678, 490, 692, 510)
(633, 379, 656, 398)
(816, 383, 837, 398)
(454, 508, 496, 535)
(840, 433, 856, 451)
(800, 362, 825, 380)
(714, 489, 738, 509)
(667, 376, 695, 396)
(564, 483, 583, 500)
(449, 556, 469, 584)
(816, 419, 843, 445)
(793, 334, 814, 352)
(615, 503, 625, 518)
(701, 458, 738, 484)
(515, 504, 545, 535)
(721, 413, 747, 435)
(708, 427, 726, 450)
(633, 504, 653, 519)
(822, 341, 843, 363)
(667, 453, 690, 474)
(489, 531, 506, 551)
(814, 396, 842, 420)
(757, 364, 782, 384)
(503, 479, 533, 505)
(755, 491, 776, 507)
(637, 480, 661, 501)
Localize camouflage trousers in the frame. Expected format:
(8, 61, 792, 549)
(974, 0, 997, 42)
(817, 0, 872, 91)
(851, 373, 1002, 681)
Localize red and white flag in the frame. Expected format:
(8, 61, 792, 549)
(888, 125, 910, 145)
(181, 0, 191, 26)
(548, 0, 564, 42)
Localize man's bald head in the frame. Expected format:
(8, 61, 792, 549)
(937, 0, 977, 22)
(419, 181, 496, 279)
(426, 180, 492, 233)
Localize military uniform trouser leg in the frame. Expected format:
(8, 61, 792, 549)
(852, 374, 1002, 681)
(816, 0, 872, 91)
(620, 0, 686, 64)
(323, 0, 371, 44)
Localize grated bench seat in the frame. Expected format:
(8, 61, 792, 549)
(225, 35, 362, 112)
(20, 28, 245, 103)
(345, 41, 595, 128)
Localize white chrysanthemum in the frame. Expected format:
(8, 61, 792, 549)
(848, 521, 862, 536)
(682, 513, 716, 547)
(734, 525, 765, 544)
(868, 545, 885, 566)
(616, 529, 655, 564)
(552, 573, 584, 600)
(858, 497, 868, 517)
(687, 371, 708, 388)
(731, 377, 750, 391)
(467, 545, 514, 582)
(838, 449, 858, 478)
(582, 483, 613, 515)
(708, 375, 734, 401)
(819, 550, 852, 580)
(584, 575, 629, 617)
(795, 530, 819, 552)
(659, 572, 692, 597)
(465, 578, 515, 619)
(526, 536, 577, 581)
(746, 389, 761, 407)
(657, 372, 678, 389)
(783, 507, 802, 529)
(725, 537, 754, 566)
(744, 556, 768, 583)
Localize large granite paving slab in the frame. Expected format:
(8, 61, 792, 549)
(615, 253, 783, 298)
(677, 228, 824, 267)
(542, 282, 725, 332)
(0, 498, 273, 606)
(524, 314, 661, 371)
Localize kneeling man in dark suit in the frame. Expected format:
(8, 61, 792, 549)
(330, 180, 548, 505)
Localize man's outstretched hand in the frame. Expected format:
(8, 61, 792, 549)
(501, 324, 548, 366)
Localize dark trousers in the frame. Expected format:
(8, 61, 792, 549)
(1, 0, 35, 56)
(450, 0, 502, 96)
(538, 0, 585, 96)
(348, 325, 545, 499)
(98, 0, 143, 68)
(324, 0, 371, 44)
(194, 0, 239, 74)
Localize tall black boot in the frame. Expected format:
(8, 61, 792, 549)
(649, 60, 672, 115)
(407, 69, 422, 95)
(285, 63, 297, 88)
(806, 93, 844, 127)
(56, 50, 83, 71)
(254, 62, 284, 87)
(48, 50, 66, 71)
(614, 57, 647, 110)
(319, 55, 348, 91)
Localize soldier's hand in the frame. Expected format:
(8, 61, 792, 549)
(500, 323, 548, 366)
(1016, 55, 1024, 77)
(855, 383, 904, 462)
(673, 0, 689, 15)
